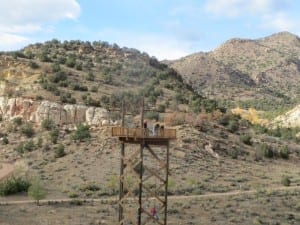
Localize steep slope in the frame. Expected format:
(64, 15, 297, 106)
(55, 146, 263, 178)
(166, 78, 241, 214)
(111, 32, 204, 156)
(0, 40, 204, 115)
(170, 32, 300, 110)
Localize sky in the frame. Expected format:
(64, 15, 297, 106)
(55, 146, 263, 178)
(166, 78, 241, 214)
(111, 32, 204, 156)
(0, 0, 299, 60)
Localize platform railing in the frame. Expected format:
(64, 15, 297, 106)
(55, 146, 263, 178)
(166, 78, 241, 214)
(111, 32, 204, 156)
(112, 127, 176, 139)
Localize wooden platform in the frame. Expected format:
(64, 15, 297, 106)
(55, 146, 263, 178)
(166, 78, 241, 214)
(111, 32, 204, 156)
(112, 127, 176, 144)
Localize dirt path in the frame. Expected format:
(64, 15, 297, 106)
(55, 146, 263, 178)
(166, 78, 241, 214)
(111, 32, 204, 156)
(0, 185, 299, 205)
(0, 161, 14, 181)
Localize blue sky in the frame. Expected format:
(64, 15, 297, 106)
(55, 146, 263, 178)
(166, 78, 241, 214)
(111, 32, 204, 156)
(0, 0, 299, 60)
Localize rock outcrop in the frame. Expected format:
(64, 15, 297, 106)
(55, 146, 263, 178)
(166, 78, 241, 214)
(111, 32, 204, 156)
(0, 97, 111, 126)
(269, 105, 300, 128)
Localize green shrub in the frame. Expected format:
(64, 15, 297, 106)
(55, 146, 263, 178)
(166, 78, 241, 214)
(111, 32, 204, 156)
(20, 123, 35, 138)
(13, 117, 23, 126)
(75, 63, 82, 71)
(55, 143, 66, 158)
(49, 71, 67, 83)
(35, 95, 44, 101)
(23, 140, 36, 152)
(157, 104, 166, 113)
(229, 148, 239, 159)
(253, 124, 268, 134)
(15, 143, 24, 154)
(49, 128, 59, 144)
(90, 86, 98, 92)
(145, 111, 159, 121)
(37, 137, 43, 148)
(281, 176, 291, 186)
(240, 134, 252, 145)
(279, 146, 289, 159)
(228, 120, 239, 133)
(29, 61, 39, 69)
(80, 182, 100, 192)
(86, 72, 95, 81)
(260, 143, 274, 158)
(66, 57, 76, 68)
(51, 63, 61, 72)
(28, 178, 47, 205)
(41, 118, 55, 130)
(2, 136, 9, 145)
(72, 124, 91, 142)
(0, 176, 31, 196)
(68, 191, 79, 198)
(85, 97, 100, 107)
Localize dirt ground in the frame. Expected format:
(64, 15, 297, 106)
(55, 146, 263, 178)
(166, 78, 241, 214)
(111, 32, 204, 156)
(0, 162, 14, 181)
(0, 187, 299, 225)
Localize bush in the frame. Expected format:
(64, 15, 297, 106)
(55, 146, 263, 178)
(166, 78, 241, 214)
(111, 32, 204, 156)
(55, 143, 66, 158)
(37, 137, 43, 148)
(145, 111, 159, 121)
(20, 123, 35, 138)
(49, 128, 59, 144)
(60, 94, 76, 104)
(66, 57, 76, 68)
(2, 136, 9, 145)
(90, 86, 98, 92)
(41, 118, 55, 130)
(49, 71, 67, 83)
(72, 124, 91, 142)
(157, 104, 166, 113)
(240, 134, 252, 145)
(28, 177, 46, 205)
(260, 143, 274, 158)
(86, 72, 95, 81)
(13, 117, 23, 126)
(71, 84, 88, 91)
(15, 143, 24, 154)
(51, 63, 61, 72)
(229, 148, 239, 159)
(35, 95, 44, 101)
(228, 120, 239, 133)
(29, 61, 39, 69)
(75, 63, 82, 71)
(0, 176, 31, 196)
(281, 176, 291, 186)
(279, 146, 289, 159)
(23, 140, 36, 152)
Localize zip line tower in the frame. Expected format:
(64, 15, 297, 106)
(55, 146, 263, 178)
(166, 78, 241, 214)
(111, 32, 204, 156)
(111, 100, 176, 225)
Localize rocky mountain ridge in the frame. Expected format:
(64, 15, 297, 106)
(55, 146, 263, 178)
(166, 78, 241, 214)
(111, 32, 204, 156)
(169, 32, 300, 110)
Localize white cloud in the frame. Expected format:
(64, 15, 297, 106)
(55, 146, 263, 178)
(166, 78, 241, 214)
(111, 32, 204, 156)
(96, 29, 191, 60)
(204, 0, 292, 17)
(0, 33, 29, 50)
(0, 0, 80, 50)
(204, 0, 299, 32)
(0, 0, 80, 26)
(261, 12, 295, 30)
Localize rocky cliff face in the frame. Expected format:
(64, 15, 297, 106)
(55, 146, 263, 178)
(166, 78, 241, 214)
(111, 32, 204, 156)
(270, 105, 300, 128)
(0, 97, 110, 126)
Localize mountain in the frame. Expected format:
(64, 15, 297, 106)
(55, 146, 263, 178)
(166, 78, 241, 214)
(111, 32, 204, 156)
(0, 39, 204, 115)
(169, 32, 300, 111)
(0, 37, 299, 225)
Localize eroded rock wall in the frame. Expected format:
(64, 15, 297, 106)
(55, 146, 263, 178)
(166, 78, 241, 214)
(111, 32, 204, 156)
(0, 97, 110, 126)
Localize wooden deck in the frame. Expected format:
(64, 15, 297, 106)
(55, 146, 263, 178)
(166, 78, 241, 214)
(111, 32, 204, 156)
(112, 127, 176, 144)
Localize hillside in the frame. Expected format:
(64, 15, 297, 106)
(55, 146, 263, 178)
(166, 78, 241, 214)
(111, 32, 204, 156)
(170, 32, 300, 111)
(0, 39, 209, 115)
(0, 38, 300, 225)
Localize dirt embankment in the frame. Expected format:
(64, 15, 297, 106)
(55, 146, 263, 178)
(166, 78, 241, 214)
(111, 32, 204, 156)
(0, 161, 14, 181)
